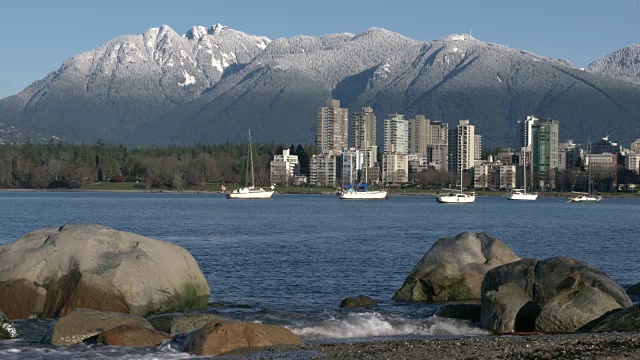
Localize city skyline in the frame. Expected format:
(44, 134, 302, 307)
(1, 0, 639, 98)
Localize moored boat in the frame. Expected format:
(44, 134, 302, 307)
(436, 192, 476, 204)
(507, 189, 538, 201)
(226, 129, 274, 200)
(339, 185, 387, 200)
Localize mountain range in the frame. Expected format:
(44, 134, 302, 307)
(0, 24, 639, 148)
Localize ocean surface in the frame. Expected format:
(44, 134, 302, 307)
(0, 191, 639, 358)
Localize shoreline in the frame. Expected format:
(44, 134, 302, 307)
(1, 187, 639, 198)
(255, 332, 640, 359)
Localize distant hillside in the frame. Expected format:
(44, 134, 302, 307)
(588, 42, 640, 85)
(1, 25, 640, 148)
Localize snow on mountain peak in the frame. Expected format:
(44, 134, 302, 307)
(185, 26, 208, 40)
(444, 34, 475, 42)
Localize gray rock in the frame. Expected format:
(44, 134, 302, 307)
(393, 232, 520, 302)
(0, 224, 210, 319)
(0, 310, 17, 340)
(340, 296, 377, 309)
(480, 283, 537, 333)
(626, 282, 640, 296)
(148, 313, 234, 335)
(170, 313, 233, 335)
(533, 257, 630, 309)
(436, 303, 481, 323)
(43, 308, 154, 346)
(148, 314, 177, 333)
(535, 287, 622, 333)
(480, 257, 632, 333)
(579, 306, 640, 332)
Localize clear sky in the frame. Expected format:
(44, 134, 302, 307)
(0, 0, 638, 99)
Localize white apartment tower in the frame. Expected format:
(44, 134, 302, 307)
(270, 149, 300, 185)
(384, 114, 409, 154)
(448, 120, 476, 173)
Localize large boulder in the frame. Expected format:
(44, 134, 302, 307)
(579, 306, 640, 332)
(339, 296, 377, 309)
(626, 282, 640, 296)
(96, 324, 172, 347)
(393, 232, 520, 302)
(43, 308, 154, 346)
(0, 310, 17, 340)
(480, 257, 632, 333)
(0, 224, 210, 319)
(184, 321, 302, 356)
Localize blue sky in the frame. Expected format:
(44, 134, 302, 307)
(0, 0, 638, 98)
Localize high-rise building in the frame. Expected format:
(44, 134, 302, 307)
(408, 115, 448, 170)
(558, 140, 580, 170)
(384, 114, 409, 154)
(270, 149, 300, 185)
(448, 120, 476, 174)
(474, 135, 482, 160)
(530, 117, 560, 189)
(316, 99, 349, 154)
(352, 107, 377, 151)
(312, 99, 348, 187)
(631, 139, 640, 152)
(352, 107, 378, 175)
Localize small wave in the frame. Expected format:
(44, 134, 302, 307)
(287, 312, 489, 340)
(0, 342, 193, 359)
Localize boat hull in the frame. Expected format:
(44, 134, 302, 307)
(568, 195, 602, 203)
(338, 191, 388, 200)
(226, 190, 274, 199)
(436, 194, 475, 204)
(507, 193, 538, 201)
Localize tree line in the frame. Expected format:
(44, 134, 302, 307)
(0, 141, 314, 190)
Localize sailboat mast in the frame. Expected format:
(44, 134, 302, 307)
(460, 165, 463, 194)
(587, 142, 592, 196)
(249, 129, 255, 188)
(523, 147, 527, 195)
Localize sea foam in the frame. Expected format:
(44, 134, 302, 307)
(287, 312, 489, 340)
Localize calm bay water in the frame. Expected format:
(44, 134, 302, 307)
(0, 191, 638, 357)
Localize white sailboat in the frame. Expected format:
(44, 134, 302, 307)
(226, 129, 274, 199)
(508, 146, 538, 200)
(568, 144, 602, 203)
(338, 127, 387, 200)
(437, 168, 475, 204)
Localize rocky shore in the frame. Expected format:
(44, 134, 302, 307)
(255, 332, 640, 359)
(2, 226, 640, 358)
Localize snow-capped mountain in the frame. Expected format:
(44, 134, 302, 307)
(147, 30, 640, 147)
(0, 24, 269, 142)
(1, 25, 640, 147)
(588, 42, 640, 84)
